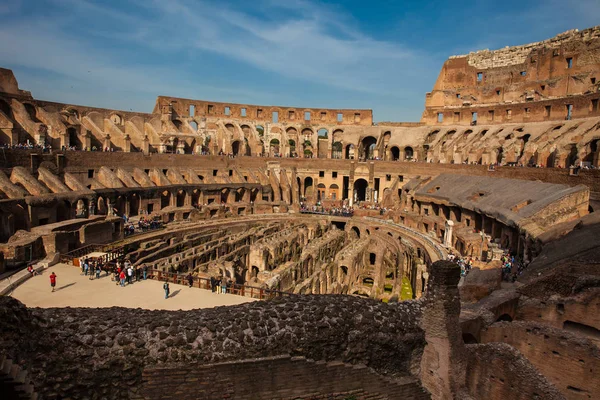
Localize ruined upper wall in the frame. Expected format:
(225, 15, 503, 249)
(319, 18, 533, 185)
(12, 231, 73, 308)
(423, 26, 600, 125)
(154, 96, 373, 126)
(0, 68, 31, 98)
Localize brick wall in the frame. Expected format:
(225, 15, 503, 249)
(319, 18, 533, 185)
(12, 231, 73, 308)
(481, 321, 600, 400)
(138, 355, 430, 400)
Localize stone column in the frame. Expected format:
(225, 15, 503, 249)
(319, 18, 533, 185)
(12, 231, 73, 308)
(123, 135, 131, 153)
(443, 220, 454, 247)
(103, 135, 111, 151)
(142, 136, 150, 155)
(83, 131, 92, 150)
(420, 260, 468, 400)
(176, 141, 185, 155)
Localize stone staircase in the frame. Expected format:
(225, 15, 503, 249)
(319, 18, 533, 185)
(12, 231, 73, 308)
(0, 354, 40, 400)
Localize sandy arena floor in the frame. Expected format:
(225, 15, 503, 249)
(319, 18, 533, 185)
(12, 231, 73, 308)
(10, 263, 255, 310)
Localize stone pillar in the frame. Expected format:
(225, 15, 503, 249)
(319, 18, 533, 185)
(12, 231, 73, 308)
(158, 142, 167, 154)
(420, 260, 468, 400)
(142, 135, 150, 155)
(176, 141, 185, 155)
(348, 181, 354, 207)
(443, 220, 454, 247)
(103, 135, 111, 151)
(61, 132, 68, 149)
(83, 131, 92, 150)
(123, 135, 131, 153)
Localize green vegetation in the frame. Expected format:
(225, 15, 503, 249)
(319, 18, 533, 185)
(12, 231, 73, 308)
(401, 276, 413, 300)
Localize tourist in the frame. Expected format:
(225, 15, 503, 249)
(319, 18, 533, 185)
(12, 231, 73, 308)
(216, 277, 222, 294)
(143, 264, 148, 280)
(95, 264, 101, 280)
(163, 281, 170, 299)
(186, 273, 193, 288)
(27, 265, 38, 277)
(119, 269, 126, 287)
(126, 264, 133, 284)
(49, 272, 57, 292)
(221, 278, 227, 294)
(210, 276, 216, 292)
(83, 261, 89, 276)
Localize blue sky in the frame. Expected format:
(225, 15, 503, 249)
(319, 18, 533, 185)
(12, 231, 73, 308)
(0, 0, 597, 121)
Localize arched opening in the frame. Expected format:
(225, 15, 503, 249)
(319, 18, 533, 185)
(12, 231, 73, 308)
(584, 139, 599, 164)
(354, 178, 368, 202)
(496, 147, 504, 164)
(351, 226, 360, 238)
(116, 196, 126, 216)
(390, 146, 400, 161)
(317, 183, 326, 200)
(332, 141, 343, 159)
(361, 136, 377, 160)
(566, 144, 578, 167)
(232, 140, 241, 156)
(161, 191, 171, 209)
(340, 266, 348, 275)
(496, 314, 513, 322)
(304, 177, 313, 198)
(97, 197, 107, 215)
(176, 190, 186, 207)
(328, 184, 339, 200)
(362, 277, 374, 286)
(288, 139, 296, 157)
(404, 146, 414, 160)
(56, 200, 72, 221)
(220, 189, 230, 203)
(67, 127, 81, 149)
(269, 138, 280, 157)
(0, 99, 12, 119)
(546, 149, 557, 168)
(189, 121, 198, 131)
(129, 194, 140, 216)
(255, 125, 264, 137)
(191, 189, 201, 207)
(225, 123, 235, 132)
(345, 144, 355, 159)
(369, 253, 376, 265)
(462, 333, 479, 344)
(317, 129, 328, 158)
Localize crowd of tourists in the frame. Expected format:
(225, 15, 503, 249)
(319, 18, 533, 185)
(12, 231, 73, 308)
(500, 252, 528, 282)
(300, 203, 354, 217)
(78, 257, 149, 285)
(447, 252, 473, 277)
(3, 142, 53, 152)
(124, 215, 164, 237)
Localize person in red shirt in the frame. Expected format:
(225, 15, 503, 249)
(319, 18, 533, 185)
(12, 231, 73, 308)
(119, 270, 126, 287)
(49, 272, 57, 292)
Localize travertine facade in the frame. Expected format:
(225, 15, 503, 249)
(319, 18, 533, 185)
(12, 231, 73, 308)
(1, 26, 599, 400)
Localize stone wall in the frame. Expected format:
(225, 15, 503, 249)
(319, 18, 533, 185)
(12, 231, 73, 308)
(424, 26, 600, 125)
(481, 321, 600, 399)
(465, 343, 565, 400)
(139, 355, 429, 400)
(0, 294, 425, 399)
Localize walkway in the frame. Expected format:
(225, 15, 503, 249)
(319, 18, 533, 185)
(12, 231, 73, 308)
(10, 264, 255, 310)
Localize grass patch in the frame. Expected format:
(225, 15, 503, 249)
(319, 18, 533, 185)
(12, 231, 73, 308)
(401, 276, 413, 300)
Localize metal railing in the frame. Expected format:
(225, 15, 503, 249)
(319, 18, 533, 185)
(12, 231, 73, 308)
(59, 244, 126, 265)
(149, 270, 292, 300)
